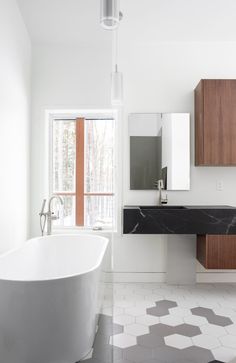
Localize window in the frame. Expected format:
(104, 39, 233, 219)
(50, 116, 115, 229)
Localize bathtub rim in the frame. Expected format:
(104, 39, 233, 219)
(0, 234, 109, 283)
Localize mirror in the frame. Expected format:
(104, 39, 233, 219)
(129, 113, 190, 190)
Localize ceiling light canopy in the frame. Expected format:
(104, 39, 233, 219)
(100, 0, 122, 30)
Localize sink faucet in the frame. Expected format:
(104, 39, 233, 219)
(154, 179, 168, 205)
(39, 196, 64, 236)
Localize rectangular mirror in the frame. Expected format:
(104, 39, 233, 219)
(129, 113, 190, 190)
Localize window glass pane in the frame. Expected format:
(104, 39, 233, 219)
(53, 195, 76, 227)
(52, 121, 76, 193)
(85, 195, 114, 227)
(85, 119, 114, 193)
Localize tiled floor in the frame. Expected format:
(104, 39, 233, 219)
(82, 283, 236, 363)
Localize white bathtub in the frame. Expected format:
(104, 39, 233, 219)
(0, 234, 108, 363)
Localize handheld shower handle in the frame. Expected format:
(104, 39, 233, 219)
(40, 199, 47, 215)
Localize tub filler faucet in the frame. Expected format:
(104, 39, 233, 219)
(39, 196, 64, 236)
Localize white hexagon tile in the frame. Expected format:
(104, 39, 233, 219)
(82, 283, 236, 363)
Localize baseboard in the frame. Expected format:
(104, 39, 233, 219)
(104, 272, 166, 283)
(196, 272, 236, 283)
(104, 272, 236, 283)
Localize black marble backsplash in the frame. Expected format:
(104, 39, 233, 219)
(123, 206, 236, 235)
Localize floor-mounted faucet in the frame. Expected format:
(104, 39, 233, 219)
(39, 196, 64, 235)
(154, 179, 168, 205)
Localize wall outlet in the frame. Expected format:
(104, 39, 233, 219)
(216, 180, 223, 191)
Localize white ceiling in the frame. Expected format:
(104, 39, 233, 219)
(120, 0, 236, 43)
(16, 0, 111, 45)
(17, 0, 236, 45)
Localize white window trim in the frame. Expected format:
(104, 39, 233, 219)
(46, 109, 119, 233)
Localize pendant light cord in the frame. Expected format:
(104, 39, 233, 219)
(113, 28, 119, 73)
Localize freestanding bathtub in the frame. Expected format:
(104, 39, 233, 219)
(0, 234, 108, 363)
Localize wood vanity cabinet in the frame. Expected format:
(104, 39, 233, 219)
(197, 234, 236, 269)
(195, 79, 236, 166)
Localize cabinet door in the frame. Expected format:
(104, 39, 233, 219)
(195, 81, 204, 165)
(203, 80, 236, 165)
(197, 234, 236, 269)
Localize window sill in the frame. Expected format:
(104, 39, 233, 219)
(52, 226, 117, 234)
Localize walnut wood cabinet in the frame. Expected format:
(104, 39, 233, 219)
(195, 79, 236, 166)
(197, 234, 236, 269)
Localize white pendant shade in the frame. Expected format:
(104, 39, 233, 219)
(100, 0, 120, 30)
(111, 66, 123, 106)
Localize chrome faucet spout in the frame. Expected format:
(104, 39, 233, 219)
(48, 195, 63, 213)
(154, 179, 168, 205)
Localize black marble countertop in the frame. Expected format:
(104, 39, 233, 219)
(123, 205, 236, 235)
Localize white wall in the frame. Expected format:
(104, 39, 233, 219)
(30, 42, 112, 236)
(112, 1, 236, 281)
(0, 0, 31, 253)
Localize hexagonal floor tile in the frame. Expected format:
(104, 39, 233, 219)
(150, 323, 174, 337)
(191, 307, 233, 327)
(168, 307, 191, 318)
(123, 344, 153, 362)
(109, 333, 137, 348)
(153, 345, 186, 361)
(212, 346, 236, 362)
(136, 314, 160, 326)
(184, 314, 208, 327)
(156, 300, 178, 309)
(160, 315, 183, 327)
(137, 333, 165, 348)
(181, 345, 215, 363)
(113, 314, 135, 326)
(124, 323, 149, 336)
(114, 300, 135, 309)
(93, 342, 122, 362)
(102, 306, 124, 316)
(192, 334, 220, 349)
(200, 323, 227, 338)
(135, 300, 156, 309)
(226, 324, 236, 335)
(125, 306, 147, 317)
(220, 335, 236, 349)
(164, 334, 193, 349)
(97, 320, 123, 336)
(146, 306, 169, 317)
(175, 323, 201, 337)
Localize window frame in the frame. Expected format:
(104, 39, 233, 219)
(48, 111, 117, 231)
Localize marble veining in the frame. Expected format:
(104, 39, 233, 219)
(123, 206, 236, 234)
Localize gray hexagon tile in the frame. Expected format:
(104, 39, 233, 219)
(191, 307, 233, 327)
(123, 344, 153, 362)
(152, 345, 187, 361)
(181, 345, 215, 363)
(175, 323, 201, 337)
(147, 300, 177, 317)
(137, 333, 165, 348)
(150, 323, 175, 337)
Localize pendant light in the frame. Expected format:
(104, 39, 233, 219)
(111, 64, 123, 106)
(111, 29, 123, 106)
(100, 0, 122, 30)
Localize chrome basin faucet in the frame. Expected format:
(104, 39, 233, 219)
(39, 196, 64, 235)
(154, 179, 168, 205)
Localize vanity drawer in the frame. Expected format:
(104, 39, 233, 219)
(197, 234, 236, 269)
